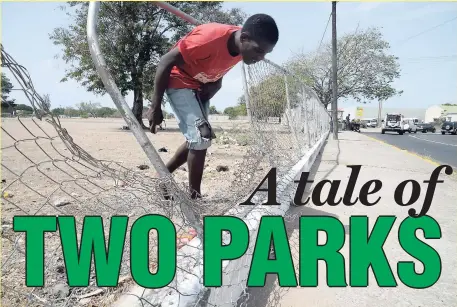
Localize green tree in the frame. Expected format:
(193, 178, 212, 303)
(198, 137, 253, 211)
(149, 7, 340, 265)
(15, 104, 34, 112)
(209, 105, 220, 115)
(50, 1, 246, 127)
(42, 94, 52, 110)
(235, 97, 247, 116)
(250, 75, 286, 119)
(239, 74, 300, 121)
(52, 107, 66, 116)
(95, 106, 117, 117)
(76, 101, 102, 117)
(1, 73, 16, 111)
(33, 93, 52, 118)
(223, 106, 236, 119)
(224, 97, 247, 119)
(64, 106, 80, 118)
(285, 27, 402, 108)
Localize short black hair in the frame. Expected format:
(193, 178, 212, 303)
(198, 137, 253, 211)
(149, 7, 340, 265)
(242, 14, 279, 45)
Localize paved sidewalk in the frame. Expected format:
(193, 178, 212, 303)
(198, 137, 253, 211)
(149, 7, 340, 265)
(248, 131, 457, 307)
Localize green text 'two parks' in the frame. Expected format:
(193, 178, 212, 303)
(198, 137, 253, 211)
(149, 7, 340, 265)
(13, 215, 442, 289)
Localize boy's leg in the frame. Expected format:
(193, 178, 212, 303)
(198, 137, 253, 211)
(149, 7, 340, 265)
(187, 98, 211, 199)
(187, 148, 207, 199)
(166, 142, 189, 173)
(165, 89, 213, 199)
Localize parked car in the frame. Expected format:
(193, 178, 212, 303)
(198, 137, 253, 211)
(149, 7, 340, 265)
(403, 119, 418, 133)
(361, 118, 375, 128)
(441, 121, 457, 135)
(368, 119, 378, 128)
(404, 117, 420, 126)
(416, 122, 436, 133)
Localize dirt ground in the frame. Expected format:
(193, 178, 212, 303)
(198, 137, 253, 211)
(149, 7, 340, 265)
(1, 116, 275, 306)
(1, 116, 259, 203)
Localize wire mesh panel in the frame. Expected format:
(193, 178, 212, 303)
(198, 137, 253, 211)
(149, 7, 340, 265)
(1, 2, 330, 306)
(1, 45, 207, 307)
(199, 59, 330, 307)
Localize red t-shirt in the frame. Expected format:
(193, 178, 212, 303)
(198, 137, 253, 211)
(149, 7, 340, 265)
(168, 23, 242, 90)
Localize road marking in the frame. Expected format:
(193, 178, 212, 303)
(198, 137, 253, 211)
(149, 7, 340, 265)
(409, 135, 457, 147)
(363, 134, 442, 167)
(360, 134, 457, 180)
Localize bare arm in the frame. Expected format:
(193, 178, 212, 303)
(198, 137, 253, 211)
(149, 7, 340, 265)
(148, 48, 185, 133)
(199, 77, 223, 102)
(151, 48, 185, 107)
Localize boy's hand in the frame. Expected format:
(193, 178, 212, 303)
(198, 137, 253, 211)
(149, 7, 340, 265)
(199, 79, 222, 102)
(147, 105, 164, 134)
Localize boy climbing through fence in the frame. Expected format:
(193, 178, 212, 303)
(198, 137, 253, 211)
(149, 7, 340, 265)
(147, 14, 279, 200)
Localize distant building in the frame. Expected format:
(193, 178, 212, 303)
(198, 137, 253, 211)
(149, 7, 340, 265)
(425, 104, 457, 123)
(325, 106, 345, 119)
(338, 105, 426, 121)
(446, 113, 457, 122)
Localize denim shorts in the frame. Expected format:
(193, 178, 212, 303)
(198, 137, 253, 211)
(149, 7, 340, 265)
(165, 88, 212, 150)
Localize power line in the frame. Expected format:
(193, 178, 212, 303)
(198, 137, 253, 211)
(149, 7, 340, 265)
(402, 54, 457, 60)
(397, 16, 457, 46)
(403, 59, 457, 65)
(318, 12, 332, 50)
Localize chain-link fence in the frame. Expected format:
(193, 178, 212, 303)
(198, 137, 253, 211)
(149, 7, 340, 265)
(1, 1, 330, 306)
(1, 44, 208, 307)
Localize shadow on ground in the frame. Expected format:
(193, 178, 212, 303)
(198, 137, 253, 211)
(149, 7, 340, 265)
(236, 137, 350, 307)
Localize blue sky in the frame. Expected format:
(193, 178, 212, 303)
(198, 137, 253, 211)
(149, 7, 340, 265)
(2, 1, 457, 114)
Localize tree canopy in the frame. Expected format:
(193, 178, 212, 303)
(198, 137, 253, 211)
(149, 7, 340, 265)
(1, 73, 16, 110)
(236, 74, 303, 121)
(209, 105, 220, 115)
(50, 1, 246, 126)
(285, 27, 402, 108)
(224, 97, 247, 119)
(76, 101, 101, 117)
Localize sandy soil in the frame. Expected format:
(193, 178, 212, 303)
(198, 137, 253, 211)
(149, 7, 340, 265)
(1, 116, 278, 307)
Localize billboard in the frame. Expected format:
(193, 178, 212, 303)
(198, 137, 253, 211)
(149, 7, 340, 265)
(356, 107, 364, 119)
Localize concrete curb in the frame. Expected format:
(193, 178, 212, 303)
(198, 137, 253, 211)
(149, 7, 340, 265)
(112, 131, 330, 307)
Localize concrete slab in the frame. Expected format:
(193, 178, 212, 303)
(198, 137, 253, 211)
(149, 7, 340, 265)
(242, 131, 456, 307)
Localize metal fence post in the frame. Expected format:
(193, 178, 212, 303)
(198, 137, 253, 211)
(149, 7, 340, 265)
(301, 85, 312, 147)
(240, 62, 252, 122)
(283, 75, 291, 126)
(86, 1, 202, 235)
(283, 75, 301, 149)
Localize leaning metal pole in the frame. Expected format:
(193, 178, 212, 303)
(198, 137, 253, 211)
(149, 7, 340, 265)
(86, 1, 202, 234)
(87, 2, 168, 178)
(155, 1, 202, 25)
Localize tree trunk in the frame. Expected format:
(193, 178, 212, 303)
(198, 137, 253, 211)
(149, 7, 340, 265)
(131, 71, 147, 128)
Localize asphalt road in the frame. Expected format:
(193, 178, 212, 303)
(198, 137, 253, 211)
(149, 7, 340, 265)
(362, 130, 457, 169)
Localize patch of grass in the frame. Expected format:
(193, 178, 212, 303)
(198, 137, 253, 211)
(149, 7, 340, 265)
(234, 133, 251, 146)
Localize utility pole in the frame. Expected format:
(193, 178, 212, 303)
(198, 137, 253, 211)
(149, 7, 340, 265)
(377, 100, 383, 127)
(331, 1, 338, 140)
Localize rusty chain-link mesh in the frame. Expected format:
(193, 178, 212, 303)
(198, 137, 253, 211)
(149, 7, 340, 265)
(1, 31, 329, 307)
